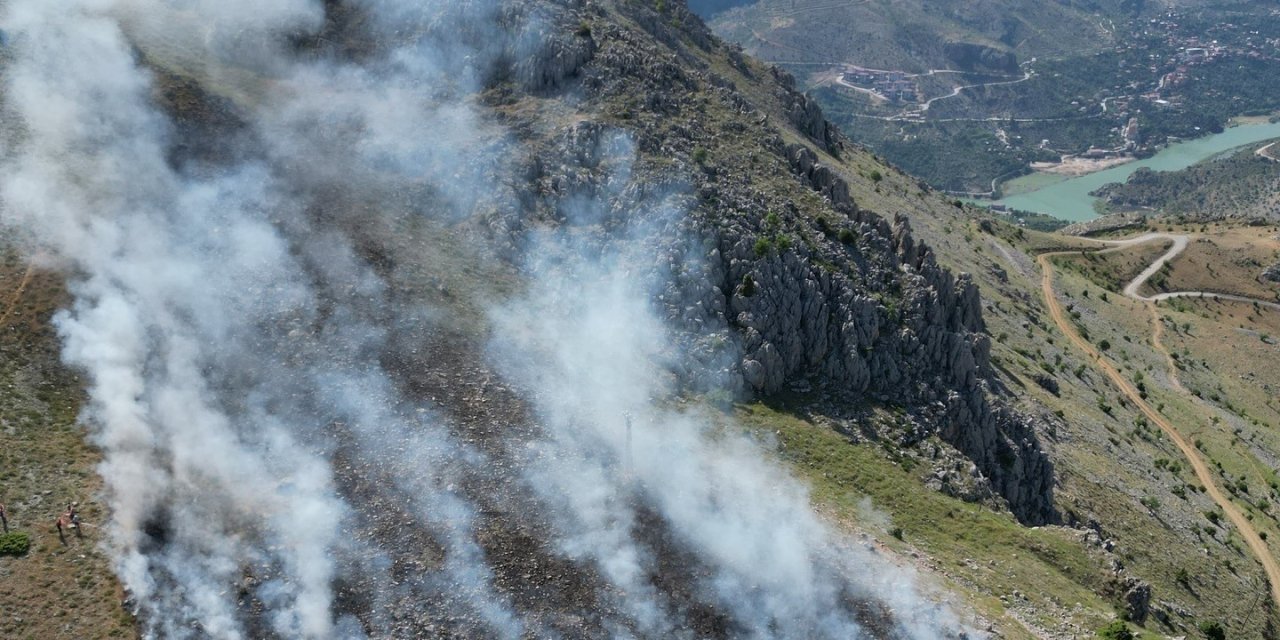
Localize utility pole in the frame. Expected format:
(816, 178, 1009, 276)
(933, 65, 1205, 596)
(623, 412, 634, 481)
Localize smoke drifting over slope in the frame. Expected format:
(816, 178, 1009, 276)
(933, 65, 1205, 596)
(0, 0, 970, 637)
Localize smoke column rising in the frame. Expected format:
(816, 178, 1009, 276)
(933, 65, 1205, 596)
(0, 0, 973, 637)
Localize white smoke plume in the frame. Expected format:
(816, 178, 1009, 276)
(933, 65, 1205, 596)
(0, 0, 974, 637)
(488, 165, 967, 638)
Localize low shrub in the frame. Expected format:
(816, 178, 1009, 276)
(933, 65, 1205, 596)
(0, 531, 31, 556)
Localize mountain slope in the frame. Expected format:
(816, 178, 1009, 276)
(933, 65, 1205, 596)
(0, 0, 1048, 637)
(2, 1, 1279, 639)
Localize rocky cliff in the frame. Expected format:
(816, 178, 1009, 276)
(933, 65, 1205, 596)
(493, 0, 1056, 525)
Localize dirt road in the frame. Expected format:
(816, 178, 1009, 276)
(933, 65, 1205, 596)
(1100, 232, 1280, 309)
(1037, 238, 1280, 609)
(0, 262, 35, 328)
(1258, 141, 1278, 163)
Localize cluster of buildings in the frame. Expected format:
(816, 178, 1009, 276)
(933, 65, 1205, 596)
(1148, 42, 1225, 97)
(841, 67, 918, 102)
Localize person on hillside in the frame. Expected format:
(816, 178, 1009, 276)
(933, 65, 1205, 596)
(0, 502, 7, 533)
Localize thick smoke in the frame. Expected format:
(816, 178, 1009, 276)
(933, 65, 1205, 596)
(488, 148, 965, 638)
(0, 0, 972, 638)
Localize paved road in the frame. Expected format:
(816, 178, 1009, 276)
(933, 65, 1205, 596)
(1036, 235, 1280, 610)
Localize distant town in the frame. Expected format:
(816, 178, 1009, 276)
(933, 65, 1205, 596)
(839, 67, 919, 103)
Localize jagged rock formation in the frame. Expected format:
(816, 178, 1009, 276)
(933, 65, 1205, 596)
(149, 1, 1058, 539)
(774, 72, 842, 156)
(144, 0, 1058, 627)
(499, 0, 1056, 525)
(1121, 577, 1153, 624)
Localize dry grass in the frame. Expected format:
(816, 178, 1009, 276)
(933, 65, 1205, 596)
(1158, 295, 1280, 509)
(1052, 239, 1175, 292)
(0, 251, 135, 640)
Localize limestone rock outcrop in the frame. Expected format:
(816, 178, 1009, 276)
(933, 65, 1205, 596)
(505, 0, 1056, 525)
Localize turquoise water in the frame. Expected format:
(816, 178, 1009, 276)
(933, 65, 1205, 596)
(994, 122, 1280, 222)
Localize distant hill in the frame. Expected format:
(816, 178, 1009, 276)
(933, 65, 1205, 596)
(698, 0, 1280, 193)
(1094, 139, 1280, 220)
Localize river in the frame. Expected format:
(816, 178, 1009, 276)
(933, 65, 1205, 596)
(993, 121, 1280, 222)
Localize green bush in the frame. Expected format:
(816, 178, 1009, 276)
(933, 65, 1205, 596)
(1097, 620, 1133, 640)
(1198, 621, 1226, 640)
(0, 531, 31, 556)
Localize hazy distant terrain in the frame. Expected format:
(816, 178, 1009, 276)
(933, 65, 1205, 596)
(700, 0, 1280, 193)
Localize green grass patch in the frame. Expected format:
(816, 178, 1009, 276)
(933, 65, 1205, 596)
(736, 402, 1115, 631)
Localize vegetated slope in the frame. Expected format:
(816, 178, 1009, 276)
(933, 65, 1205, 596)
(0, 254, 135, 640)
(687, 0, 754, 16)
(983, 221, 1280, 639)
(803, 141, 1280, 635)
(1095, 140, 1280, 221)
(702, 0, 1280, 194)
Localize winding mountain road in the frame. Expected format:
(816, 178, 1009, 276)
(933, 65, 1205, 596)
(1037, 233, 1280, 610)
(906, 71, 1031, 114)
(1094, 232, 1280, 309)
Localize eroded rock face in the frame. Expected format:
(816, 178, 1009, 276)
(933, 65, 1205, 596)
(504, 0, 1056, 525)
(517, 25, 597, 94)
(1121, 577, 1153, 624)
(773, 70, 841, 156)
(786, 144, 853, 210)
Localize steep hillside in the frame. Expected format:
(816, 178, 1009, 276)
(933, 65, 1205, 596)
(2, 1, 1279, 639)
(0, 0, 1051, 637)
